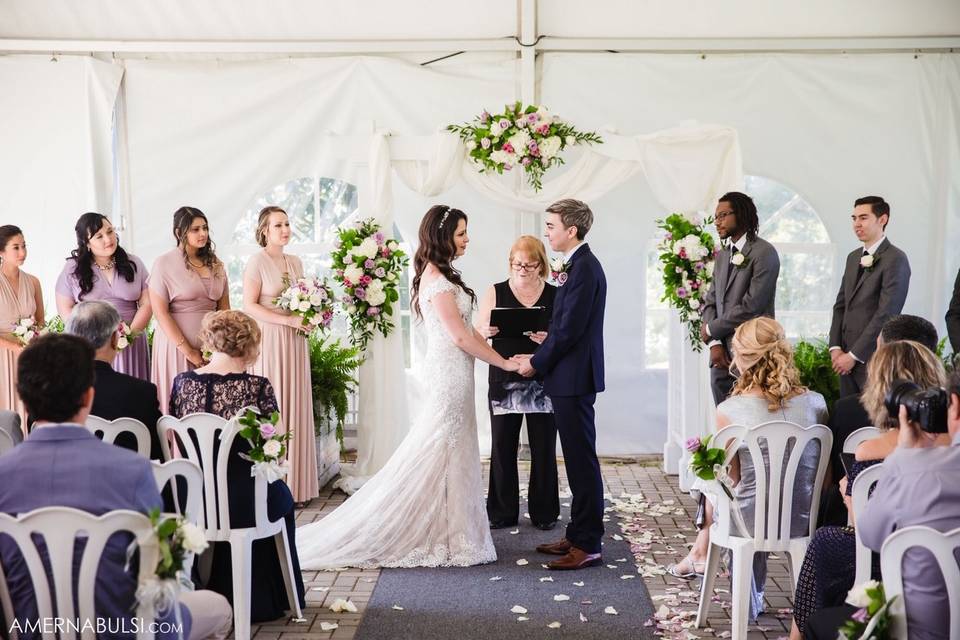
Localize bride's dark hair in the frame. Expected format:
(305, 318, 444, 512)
(411, 205, 476, 319)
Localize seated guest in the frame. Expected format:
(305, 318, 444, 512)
(668, 317, 828, 621)
(0, 334, 232, 640)
(820, 314, 939, 526)
(806, 368, 960, 640)
(0, 410, 22, 447)
(790, 340, 950, 638)
(66, 300, 164, 459)
(169, 310, 306, 622)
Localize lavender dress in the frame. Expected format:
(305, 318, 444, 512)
(55, 256, 150, 380)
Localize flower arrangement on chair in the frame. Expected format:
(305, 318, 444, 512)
(234, 407, 291, 483)
(840, 580, 897, 640)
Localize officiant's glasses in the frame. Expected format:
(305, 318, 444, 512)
(511, 261, 541, 272)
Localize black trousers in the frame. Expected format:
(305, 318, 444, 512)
(805, 604, 857, 639)
(710, 366, 736, 406)
(487, 410, 560, 526)
(839, 361, 867, 398)
(551, 394, 604, 554)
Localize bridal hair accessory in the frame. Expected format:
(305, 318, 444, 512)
(438, 207, 452, 229)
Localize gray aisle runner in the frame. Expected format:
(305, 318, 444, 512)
(355, 501, 657, 640)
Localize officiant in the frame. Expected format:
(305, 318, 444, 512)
(476, 235, 560, 530)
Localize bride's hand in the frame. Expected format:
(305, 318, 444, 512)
(501, 358, 521, 373)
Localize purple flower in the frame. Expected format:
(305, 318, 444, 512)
(341, 295, 353, 305)
(665, 232, 673, 241)
(480, 110, 490, 124)
(676, 287, 688, 298)
(526, 113, 539, 124)
(685, 437, 702, 453)
(497, 118, 510, 130)
(355, 287, 366, 300)
(374, 231, 385, 245)
(366, 306, 380, 316)
(851, 608, 869, 623)
(259, 423, 277, 439)
(375, 267, 386, 278)
(521, 156, 532, 167)
(694, 261, 704, 271)
(480, 137, 491, 149)
(364, 258, 375, 269)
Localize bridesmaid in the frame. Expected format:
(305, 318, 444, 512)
(243, 206, 319, 505)
(149, 207, 229, 412)
(0, 225, 44, 429)
(55, 213, 152, 380)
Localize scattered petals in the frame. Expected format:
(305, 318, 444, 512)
(547, 622, 562, 629)
(311, 586, 329, 591)
(329, 598, 358, 613)
(516, 559, 529, 566)
(539, 577, 554, 582)
(511, 605, 528, 614)
(573, 581, 585, 587)
(579, 612, 588, 623)
(517, 616, 528, 622)
(611, 534, 623, 541)
(319, 622, 339, 631)
(510, 529, 520, 535)
(604, 606, 619, 615)
(391, 605, 404, 611)
(620, 575, 636, 580)
(489, 576, 503, 581)
(606, 564, 618, 569)
(291, 617, 308, 623)
(553, 594, 570, 602)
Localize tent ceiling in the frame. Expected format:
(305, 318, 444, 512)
(1, 0, 957, 49)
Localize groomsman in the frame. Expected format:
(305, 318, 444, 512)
(829, 196, 911, 397)
(700, 192, 780, 405)
(945, 268, 960, 355)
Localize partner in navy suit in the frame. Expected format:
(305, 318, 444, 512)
(1, 333, 232, 640)
(515, 199, 606, 571)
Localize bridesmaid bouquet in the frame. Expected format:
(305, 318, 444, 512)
(116, 321, 137, 351)
(12, 317, 49, 345)
(656, 213, 716, 352)
(233, 407, 291, 483)
(274, 276, 335, 333)
(331, 218, 408, 355)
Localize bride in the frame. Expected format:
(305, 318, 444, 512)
(297, 205, 521, 568)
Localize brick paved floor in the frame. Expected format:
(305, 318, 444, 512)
(250, 458, 794, 640)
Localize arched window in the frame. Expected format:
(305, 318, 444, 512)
(221, 176, 414, 366)
(644, 175, 834, 368)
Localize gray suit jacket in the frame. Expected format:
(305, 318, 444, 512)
(828, 238, 910, 362)
(701, 235, 780, 352)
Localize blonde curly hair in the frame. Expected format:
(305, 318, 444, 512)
(198, 310, 261, 364)
(861, 340, 946, 430)
(730, 317, 807, 411)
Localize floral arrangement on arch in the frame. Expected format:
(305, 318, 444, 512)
(447, 102, 603, 191)
(655, 213, 717, 352)
(274, 276, 335, 333)
(331, 218, 408, 355)
(234, 407, 291, 483)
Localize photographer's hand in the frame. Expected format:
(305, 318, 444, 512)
(897, 404, 938, 449)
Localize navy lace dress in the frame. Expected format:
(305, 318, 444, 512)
(792, 458, 883, 632)
(169, 371, 306, 622)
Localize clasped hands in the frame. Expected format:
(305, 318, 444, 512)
(509, 354, 536, 378)
(830, 349, 856, 375)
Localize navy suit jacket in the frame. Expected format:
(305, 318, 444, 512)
(91, 360, 164, 460)
(530, 243, 606, 397)
(0, 426, 190, 640)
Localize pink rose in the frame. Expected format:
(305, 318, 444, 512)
(557, 272, 568, 285)
(685, 437, 701, 453)
(367, 306, 380, 316)
(355, 287, 366, 300)
(503, 142, 514, 154)
(374, 232, 385, 245)
(259, 423, 277, 439)
(537, 123, 550, 135)
(364, 259, 375, 269)
(360, 275, 372, 285)
(521, 156, 532, 167)
(480, 137, 491, 149)
(676, 287, 688, 298)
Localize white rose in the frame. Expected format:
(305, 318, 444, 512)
(387, 273, 397, 282)
(706, 261, 716, 276)
(262, 439, 282, 458)
(179, 522, 209, 554)
(310, 314, 323, 325)
(539, 136, 562, 159)
(366, 289, 387, 306)
(357, 237, 379, 259)
(116, 336, 129, 350)
(507, 129, 531, 154)
(490, 149, 512, 165)
(309, 294, 325, 306)
(387, 240, 399, 251)
(845, 580, 879, 608)
(343, 265, 364, 284)
(536, 106, 552, 122)
(565, 135, 576, 146)
(465, 140, 477, 150)
(688, 310, 700, 320)
(297, 300, 311, 312)
(343, 248, 354, 261)
(347, 304, 357, 314)
(860, 254, 874, 268)
(688, 298, 701, 310)
(730, 253, 745, 266)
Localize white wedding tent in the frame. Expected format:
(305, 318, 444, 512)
(2, 0, 959, 477)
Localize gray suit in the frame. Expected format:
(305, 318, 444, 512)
(829, 238, 910, 396)
(701, 235, 780, 405)
(0, 411, 22, 447)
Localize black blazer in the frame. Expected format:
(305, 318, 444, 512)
(828, 394, 871, 474)
(90, 360, 164, 460)
(530, 243, 606, 397)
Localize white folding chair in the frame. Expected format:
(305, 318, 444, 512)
(158, 413, 302, 640)
(695, 421, 833, 640)
(0, 506, 159, 640)
(151, 459, 204, 577)
(843, 426, 881, 454)
(851, 462, 884, 585)
(85, 415, 152, 458)
(880, 525, 960, 639)
(0, 429, 15, 456)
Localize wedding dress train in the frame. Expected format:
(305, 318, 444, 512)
(296, 276, 497, 568)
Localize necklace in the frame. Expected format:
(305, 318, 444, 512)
(511, 278, 544, 306)
(187, 257, 205, 269)
(94, 259, 115, 271)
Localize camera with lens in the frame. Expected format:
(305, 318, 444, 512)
(883, 379, 949, 433)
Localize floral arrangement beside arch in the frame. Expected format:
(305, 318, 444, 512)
(655, 213, 716, 352)
(331, 218, 409, 355)
(447, 102, 603, 191)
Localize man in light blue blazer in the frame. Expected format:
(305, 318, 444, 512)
(0, 334, 231, 640)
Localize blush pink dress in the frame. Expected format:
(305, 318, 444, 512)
(0, 269, 40, 427)
(245, 251, 318, 502)
(148, 249, 226, 413)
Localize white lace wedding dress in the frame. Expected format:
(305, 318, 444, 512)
(296, 276, 497, 568)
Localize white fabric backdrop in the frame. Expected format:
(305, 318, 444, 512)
(0, 55, 122, 298)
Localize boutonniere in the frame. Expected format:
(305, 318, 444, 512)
(549, 256, 570, 286)
(860, 253, 878, 271)
(730, 251, 749, 269)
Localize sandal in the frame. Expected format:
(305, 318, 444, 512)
(666, 554, 706, 579)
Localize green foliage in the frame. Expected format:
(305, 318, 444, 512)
(793, 338, 840, 412)
(688, 434, 726, 480)
(236, 407, 289, 462)
(935, 336, 956, 372)
(839, 582, 896, 640)
(309, 335, 360, 449)
(148, 508, 187, 581)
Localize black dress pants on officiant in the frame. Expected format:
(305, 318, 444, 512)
(487, 411, 560, 526)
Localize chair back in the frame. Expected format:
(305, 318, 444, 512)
(85, 415, 152, 458)
(151, 459, 203, 526)
(0, 429, 15, 456)
(718, 421, 832, 544)
(157, 413, 270, 541)
(880, 525, 960, 639)
(843, 426, 881, 455)
(851, 462, 884, 585)
(0, 507, 158, 640)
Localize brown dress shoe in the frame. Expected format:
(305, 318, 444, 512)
(547, 546, 603, 571)
(536, 538, 572, 555)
